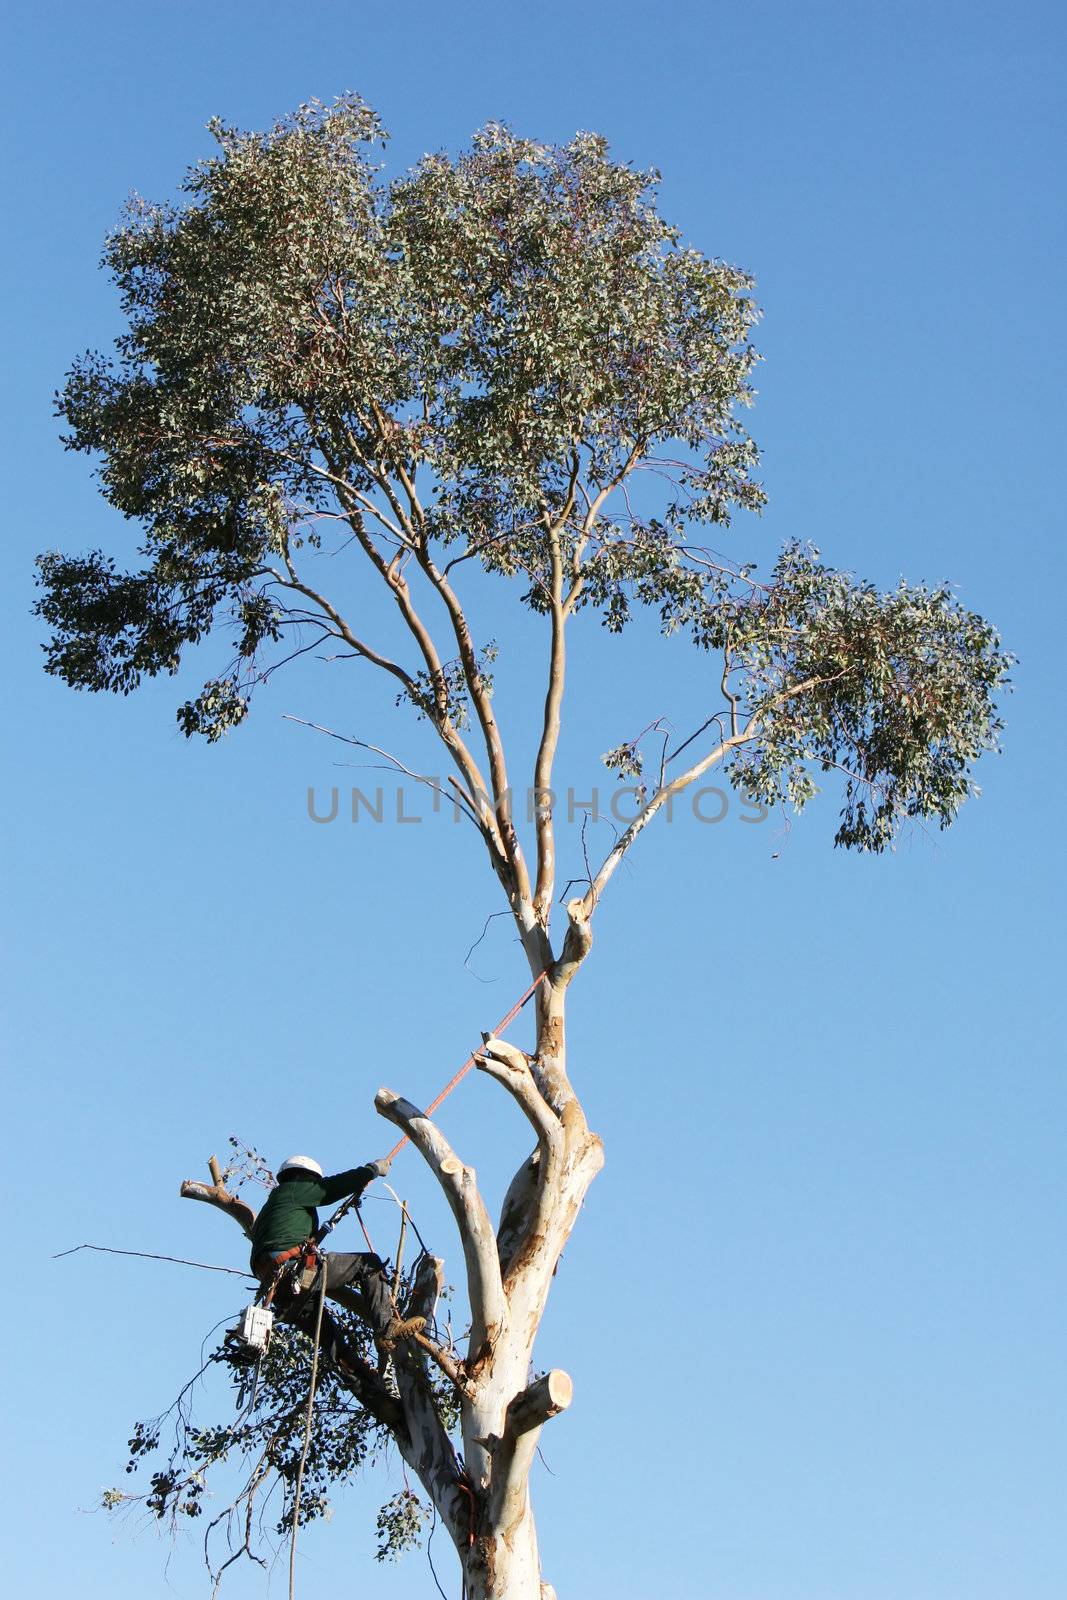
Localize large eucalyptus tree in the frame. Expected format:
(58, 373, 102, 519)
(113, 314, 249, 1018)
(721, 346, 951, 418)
(39, 96, 1009, 1600)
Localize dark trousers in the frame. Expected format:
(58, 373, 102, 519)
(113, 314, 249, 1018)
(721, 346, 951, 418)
(321, 1251, 395, 1340)
(271, 1249, 394, 1345)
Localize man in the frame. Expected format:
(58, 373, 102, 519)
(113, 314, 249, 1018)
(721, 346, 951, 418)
(249, 1154, 425, 1356)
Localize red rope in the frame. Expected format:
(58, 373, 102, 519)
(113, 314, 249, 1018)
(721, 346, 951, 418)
(384, 969, 548, 1164)
(457, 1477, 476, 1548)
(358, 969, 549, 1256)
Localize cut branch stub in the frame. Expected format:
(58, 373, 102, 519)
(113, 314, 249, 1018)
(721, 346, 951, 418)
(496, 1149, 541, 1278)
(506, 1369, 573, 1436)
(490, 1369, 575, 1528)
(553, 898, 592, 986)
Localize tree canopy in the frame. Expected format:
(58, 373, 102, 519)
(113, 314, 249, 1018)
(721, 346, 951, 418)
(38, 94, 1010, 861)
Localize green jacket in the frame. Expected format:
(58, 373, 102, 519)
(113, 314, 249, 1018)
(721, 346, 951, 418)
(249, 1166, 375, 1266)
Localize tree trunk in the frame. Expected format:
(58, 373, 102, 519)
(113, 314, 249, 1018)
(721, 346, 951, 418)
(450, 959, 601, 1599)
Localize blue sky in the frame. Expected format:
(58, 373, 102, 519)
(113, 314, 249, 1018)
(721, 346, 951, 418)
(2, 3, 1064, 1597)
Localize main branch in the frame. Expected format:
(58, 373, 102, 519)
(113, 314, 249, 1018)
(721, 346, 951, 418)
(374, 1089, 506, 1365)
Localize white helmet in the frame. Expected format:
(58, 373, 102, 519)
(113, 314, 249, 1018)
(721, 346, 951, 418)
(278, 1155, 324, 1178)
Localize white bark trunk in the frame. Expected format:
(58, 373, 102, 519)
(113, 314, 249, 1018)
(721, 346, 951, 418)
(449, 963, 602, 1600)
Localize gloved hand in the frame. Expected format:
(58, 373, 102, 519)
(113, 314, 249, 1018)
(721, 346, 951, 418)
(370, 1156, 392, 1178)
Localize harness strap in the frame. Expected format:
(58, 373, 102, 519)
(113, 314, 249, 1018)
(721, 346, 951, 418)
(253, 1241, 319, 1307)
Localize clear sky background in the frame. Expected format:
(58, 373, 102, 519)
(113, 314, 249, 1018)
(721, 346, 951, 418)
(2, 3, 1064, 1597)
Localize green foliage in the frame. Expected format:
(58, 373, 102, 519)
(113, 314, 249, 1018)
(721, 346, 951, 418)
(722, 543, 1012, 851)
(37, 94, 761, 732)
(375, 1487, 431, 1562)
(398, 640, 498, 727)
(107, 1261, 461, 1581)
(601, 741, 646, 781)
(176, 677, 249, 740)
(112, 1319, 380, 1544)
(37, 92, 1010, 846)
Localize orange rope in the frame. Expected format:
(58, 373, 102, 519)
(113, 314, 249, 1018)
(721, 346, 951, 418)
(384, 969, 549, 1163)
(352, 969, 549, 1257)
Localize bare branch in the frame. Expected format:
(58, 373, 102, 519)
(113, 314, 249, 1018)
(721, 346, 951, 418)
(413, 545, 534, 904)
(476, 1036, 563, 1157)
(180, 1156, 257, 1239)
(374, 1089, 505, 1364)
(582, 670, 848, 914)
(525, 439, 644, 918)
(401, 1251, 443, 1326)
(287, 453, 506, 855)
(532, 524, 566, 919)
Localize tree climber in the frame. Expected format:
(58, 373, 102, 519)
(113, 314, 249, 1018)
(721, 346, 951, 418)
(249, 1155, 425, 1360)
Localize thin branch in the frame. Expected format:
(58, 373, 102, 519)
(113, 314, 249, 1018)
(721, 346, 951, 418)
(285, 444, 505, 851)
(581, 669, 849, 913)
(665, 711, 727, 768)
(282, 715, 483, 829)
(271, 561, 418, 698)
(563, 439, 645, 617)
(463, 909, 515, 980)
(53, 1243, 253, 1278)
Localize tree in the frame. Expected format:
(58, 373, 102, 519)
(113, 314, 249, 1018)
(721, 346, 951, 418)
(38, 95, 1010, 1600)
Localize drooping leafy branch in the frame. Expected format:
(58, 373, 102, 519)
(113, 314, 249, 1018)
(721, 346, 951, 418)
(108, 1262, 461, 1586)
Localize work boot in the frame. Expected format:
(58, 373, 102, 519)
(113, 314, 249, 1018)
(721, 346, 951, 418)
(373, 1315, 427, 1374)
(388, 1314, 427, 1343)
(377, 1314, 427, 1351)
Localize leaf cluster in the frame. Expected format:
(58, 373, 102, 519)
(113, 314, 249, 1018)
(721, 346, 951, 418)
(38, 94, 763, 738)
